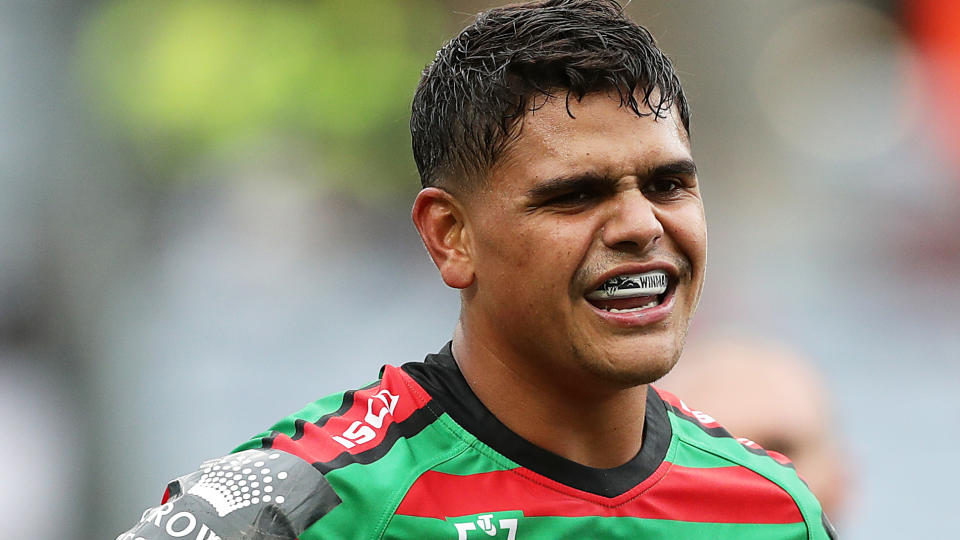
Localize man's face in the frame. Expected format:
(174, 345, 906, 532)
(461, 91, 706, 394)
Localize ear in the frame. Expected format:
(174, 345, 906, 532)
(411, 187, 475, 289)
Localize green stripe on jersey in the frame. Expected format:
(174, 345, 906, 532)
(385, 514, 808, 539)
(431, 444, 518, 476)
(231, 387, 371, 452)
(667, 410, 787, 476)
(428, 413, 524, 475)
(670, 439, 741, 469)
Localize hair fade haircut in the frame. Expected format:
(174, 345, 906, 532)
(410, 0, 689, 191)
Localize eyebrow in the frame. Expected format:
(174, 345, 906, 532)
(525, 173, 617, 200)
(525, 158, 699, 199)
(649, 158, 698, 179)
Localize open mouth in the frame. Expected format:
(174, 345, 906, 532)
(585, 270, 671, 313)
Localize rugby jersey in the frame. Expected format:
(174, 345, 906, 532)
(118, 343, 836, 539)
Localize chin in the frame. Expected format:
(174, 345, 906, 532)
(619, 358, 678, 387)
(578, 341, 682, 389)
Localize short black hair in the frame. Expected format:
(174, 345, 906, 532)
(410, 0, 689, 191)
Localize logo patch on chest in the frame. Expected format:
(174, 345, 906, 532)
(446, 511, 523, 540)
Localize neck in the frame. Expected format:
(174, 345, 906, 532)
(451, 323, 648, 469)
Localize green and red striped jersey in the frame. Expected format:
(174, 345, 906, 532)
(119, 344, 836, 540)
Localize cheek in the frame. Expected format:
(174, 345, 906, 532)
(479, 223, 585, 298)
(473, 225, 538, 303)
(488, 219, 576, 263)
(664, 204, 707, 265)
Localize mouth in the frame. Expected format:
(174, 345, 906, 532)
(585, 270, 672, 314)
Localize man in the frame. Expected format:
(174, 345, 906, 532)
(119, 1, 836, 538)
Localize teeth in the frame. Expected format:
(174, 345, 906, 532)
(586, 270, 668, 300)
(606, 299, 660, 313)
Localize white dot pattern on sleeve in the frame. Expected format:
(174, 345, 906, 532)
(187, 451, 291, 517)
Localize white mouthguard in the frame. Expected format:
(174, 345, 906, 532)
(586, 270, 668, 300)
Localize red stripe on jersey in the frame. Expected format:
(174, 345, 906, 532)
(270, 365, 432, 464)
(767, 450, 793, 466)
(396, 463, 801, 524)
(644, 463, 802, 523)
(737, 437, 795, 467)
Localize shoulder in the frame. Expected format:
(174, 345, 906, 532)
(119, 364, 459, 540)
(117, 448, 339, 540)
(234, 364, 438, 468)
(652, 386, 838, 540)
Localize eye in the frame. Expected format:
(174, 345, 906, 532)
(545, 190, 595, 207)
(643, 177, 684, 196)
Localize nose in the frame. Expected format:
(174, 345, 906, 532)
(600, 190, 663, 253)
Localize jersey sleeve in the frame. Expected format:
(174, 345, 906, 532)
(116, 448, 341, 540)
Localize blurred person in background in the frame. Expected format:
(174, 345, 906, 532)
(660, 336, 852, 522)
(118, 1, 834, 539)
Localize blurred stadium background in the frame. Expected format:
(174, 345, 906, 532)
(1, 1, 957, 538)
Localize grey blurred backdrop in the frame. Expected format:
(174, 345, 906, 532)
(1, 1, 957, 538)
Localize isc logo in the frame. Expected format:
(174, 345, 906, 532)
(332, 389, 399, 449)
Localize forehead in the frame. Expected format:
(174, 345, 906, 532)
(489, 91, 691, 185)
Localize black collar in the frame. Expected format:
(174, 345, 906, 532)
(402, 342, 672, 498)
